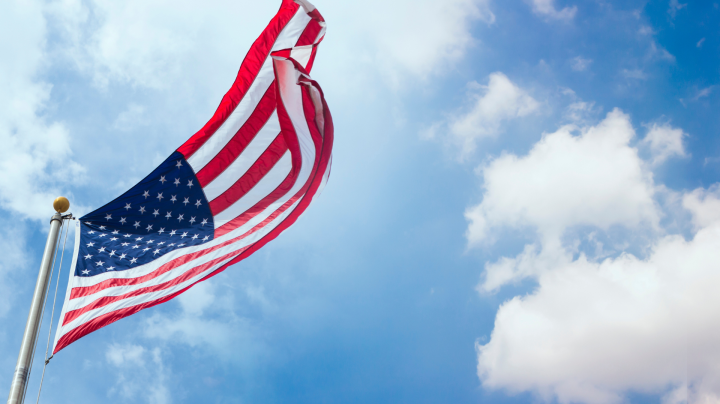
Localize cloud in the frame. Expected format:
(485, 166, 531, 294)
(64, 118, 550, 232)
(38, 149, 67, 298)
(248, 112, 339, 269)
(622, 68, 647, 80)
(50, 0, 495, 93)
(0, 0, 85, 221)
(641, 123, 687, 165)
(571, 56, 592, 72)
(697, 38, 706, 48)
(466, 109, 658, 248)
(106, 343, 171, 404)
(0, 221, 29, 317)
(447, 72, 539, 159)
(668, 0, 687, 19)
(477, 194, 720, 403)
(143, 280, 270, 365)
(528, 0, 577, 21)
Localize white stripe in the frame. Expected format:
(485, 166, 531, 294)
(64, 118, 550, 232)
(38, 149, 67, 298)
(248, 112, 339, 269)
(203, 111, 281, 202)
(52, 220, 81, 352)
(213, 151, 292, 227)
(186, 8, 311, 172)
(56, 199, 302, 338)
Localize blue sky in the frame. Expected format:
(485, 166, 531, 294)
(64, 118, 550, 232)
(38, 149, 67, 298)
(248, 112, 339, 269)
(1, 0, 720, 403)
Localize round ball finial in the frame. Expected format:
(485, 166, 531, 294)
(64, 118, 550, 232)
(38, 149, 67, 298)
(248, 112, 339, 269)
(53, 197, 70, 213)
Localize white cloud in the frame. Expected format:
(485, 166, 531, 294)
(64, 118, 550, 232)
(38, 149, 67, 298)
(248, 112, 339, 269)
(668, 0, 687, 18)
(0, 0, 85, 221)
(642, 123, 687, 165)
(106, 343, 171, 404)
(528, 0, 577, 21)
(477, 202, 720, 403)
(571, 56, 592, 72)
(50, 0, 495, 93)
(682, 186, 720, 230)
(466, 109, 658, 247)
(697, 38, 706, 48)
(448, 73, 539, 159)
(622, 68, 647, 80)
(143, 280, 269, 365)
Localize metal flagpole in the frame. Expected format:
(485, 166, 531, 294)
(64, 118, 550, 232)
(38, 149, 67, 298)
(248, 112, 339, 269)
(7, 197, 70, 404)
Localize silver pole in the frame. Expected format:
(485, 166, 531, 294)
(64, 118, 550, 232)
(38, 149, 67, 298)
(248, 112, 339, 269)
(7, 211, 64, 404)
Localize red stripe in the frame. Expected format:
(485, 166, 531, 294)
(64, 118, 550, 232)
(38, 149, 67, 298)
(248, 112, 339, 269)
(195, 83, 277, 187)
(63, 248, 246, 326)
(296, 20, 323, 48)
(209, 133, 288, 215)
(176, 0, 299, 159)
(213, 60, 306, 238)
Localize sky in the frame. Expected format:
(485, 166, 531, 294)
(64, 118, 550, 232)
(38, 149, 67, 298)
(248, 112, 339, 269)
(1, 0, 720, 403)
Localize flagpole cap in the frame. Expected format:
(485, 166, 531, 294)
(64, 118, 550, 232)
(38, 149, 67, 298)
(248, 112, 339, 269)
(53, 197, 70, 213)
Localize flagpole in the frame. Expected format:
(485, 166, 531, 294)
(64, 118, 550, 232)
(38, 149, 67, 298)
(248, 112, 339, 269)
(7, 198, 70, 404)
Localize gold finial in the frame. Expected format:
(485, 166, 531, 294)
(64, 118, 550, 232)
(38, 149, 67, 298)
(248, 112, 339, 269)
(53, 197, 70, 213)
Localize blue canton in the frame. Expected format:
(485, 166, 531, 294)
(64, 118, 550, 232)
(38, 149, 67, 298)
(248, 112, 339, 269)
(77, 152, 214, 277)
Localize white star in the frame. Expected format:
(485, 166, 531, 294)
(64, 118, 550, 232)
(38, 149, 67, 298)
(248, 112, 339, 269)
(88, 230, 95, 235)
(160, 175, 167, 184)
(124, 234, 132, 238)
(130, 257, 138, 264)
(146, 224, 153, 231)
(134, 221, 141, 229)
(202, 236, 210, 242)
(98, 247, 106, 253)
(105, 214, 112, 221)
(176, 160, 183, 168)
(191, 234, 199, 240)
(157, 242, 165, 246)
(142, 247, 151, 252)
(183, 197, 190, 206)
(174, 178, 180, 186)
(107, 266, 115, 271)
(120, 217, 127, 224)
(99, 226, 106, 230)
(110, 237, 118, 242)
(132, 245, 140, 249)
(153, 249, 161, 255)
(166, 211, 173, 219)
(139, 206, 146, 214)
(124, 203, 132, 211)
(195, 199, 202, 208)
(171, 195, 177, 203)
(177, 214, 185, 222)
(84, 254, 93, 260)
(153, 209, 160, 217)
(201, 218, 208, 226)
(121, 243, 130, 247)
(119, 253, 127, 260)
(157, 193, 164, 202)
(86, 242, 95, 247)
(189, 216, 196, 224)
(169, 230, 177, 236)
(147, 240, 154, 244)
(136, 237, 144, 241)
(177, 243, 185, 248)
(181, 232, 188, 238)
(112, 230, 119, 235)
(98, 234, 107, 238)
(158, 228, 166, 234)
(95, 260, 104, 266)
(109, 250, 116, 257)
(82, 270, 90, 275)
(168, 243, 175, 247)
(143, 190, 150, 199)
(84, 221, 92, 225)
(187, 180, 194, 188)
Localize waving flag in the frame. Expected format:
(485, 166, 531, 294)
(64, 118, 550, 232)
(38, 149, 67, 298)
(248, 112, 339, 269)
(52, 0, 333, 354)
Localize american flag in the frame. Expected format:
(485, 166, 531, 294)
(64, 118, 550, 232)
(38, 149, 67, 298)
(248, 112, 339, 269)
(52, 0, 333, 354)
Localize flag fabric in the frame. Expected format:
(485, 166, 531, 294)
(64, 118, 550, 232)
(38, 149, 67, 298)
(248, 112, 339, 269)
(52, 0, 333, 354)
